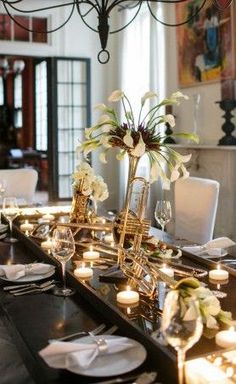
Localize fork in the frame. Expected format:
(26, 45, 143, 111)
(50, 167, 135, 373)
(13, 284, 55, 296)
(50, 323, 106, 343)
(7, 280, 55, 294)
(4, 279, 54, 291)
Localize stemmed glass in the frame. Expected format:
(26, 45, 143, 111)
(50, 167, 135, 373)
(154, 200, 172, 241)
(161, 290, 203, 384)
(2, 197, 19, 243)
(51, 226, 75, 297)
(0, 179, 7, 224)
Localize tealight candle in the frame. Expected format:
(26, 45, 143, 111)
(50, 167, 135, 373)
(83, 246, 100, 260)
(104, 233, 114, 243)
(215, 327, 236, 349)
(41, 213, 55, 222)
(41, 238, 53, 251)
(159, 264, 174, 278)
(20, 220, 34, 232)
(116, 286, 140, 305)
(209, 265, 229, 281)
(74, 263, 93, 279)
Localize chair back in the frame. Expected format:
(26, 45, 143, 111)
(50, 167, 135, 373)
(174, 176, 219, 244)
(0, 168, 38, 204)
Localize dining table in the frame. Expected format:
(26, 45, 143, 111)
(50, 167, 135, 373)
(0, 207, 236, 384)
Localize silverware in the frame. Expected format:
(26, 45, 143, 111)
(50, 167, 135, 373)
(13, 284, 55, 296)
(3, 280, 54, 291)
(7, 280, 55, 294)
(50, 323, 106, 342)
(90, 374, 139, 384)
(91, 372, 157, 384)
(132, 372, 157, 384)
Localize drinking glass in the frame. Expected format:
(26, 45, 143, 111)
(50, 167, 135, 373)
(161, 290, 203, 384)
(154, 200, 172, 241)
(2, 197, 19, 243)
(51, 226, 75, 296)
(0, 179, 7, 223)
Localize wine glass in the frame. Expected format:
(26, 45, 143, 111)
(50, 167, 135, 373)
(2, 197, 19, 243)
(0, 179, 7, 223)
(154, 200, 172, 241)
(161, 290, 203, 384)
(51, 226, 75, 296)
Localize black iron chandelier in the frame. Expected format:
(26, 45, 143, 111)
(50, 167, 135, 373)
(0, 0, 233, 63)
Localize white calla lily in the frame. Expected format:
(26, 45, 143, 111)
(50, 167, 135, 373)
(163, 114, 175, 128)
(123, 130, 134, 148)
(108, 89, 124, 102)
(141, 91, 157, 105)
(130, 134, 146, 157)
(94, 103, 107, 111)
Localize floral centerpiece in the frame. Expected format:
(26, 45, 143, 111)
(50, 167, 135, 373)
(162, 275, 232, 334)
(78, 89, 199, 191)
(70, 162, 109, 223)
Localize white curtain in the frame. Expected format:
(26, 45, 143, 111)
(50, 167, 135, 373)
(118, 3, 166, 220)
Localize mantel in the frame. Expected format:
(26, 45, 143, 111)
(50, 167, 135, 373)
(171, 144, 236, 151)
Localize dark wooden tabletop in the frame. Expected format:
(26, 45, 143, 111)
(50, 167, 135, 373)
(0, 224, 236, 384)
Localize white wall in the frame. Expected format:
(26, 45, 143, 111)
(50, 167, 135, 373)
(165, 23, 234, 145)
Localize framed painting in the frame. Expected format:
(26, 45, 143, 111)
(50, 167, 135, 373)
(176, 1, 235, 87)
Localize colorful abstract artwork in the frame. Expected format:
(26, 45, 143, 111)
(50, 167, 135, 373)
(176, 1, 235, 87)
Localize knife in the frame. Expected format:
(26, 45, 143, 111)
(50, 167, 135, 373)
(90, 372, 157, 384)
(89, 374, 138, 384)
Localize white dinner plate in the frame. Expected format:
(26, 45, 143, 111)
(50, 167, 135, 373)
(0, 267, 55, 283)
(67, 335, 147, 377)
(200, 249, 228, 258)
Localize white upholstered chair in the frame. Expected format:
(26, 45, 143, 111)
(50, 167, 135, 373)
(0, 168, 38, 205)
(174, 176, 220, 245)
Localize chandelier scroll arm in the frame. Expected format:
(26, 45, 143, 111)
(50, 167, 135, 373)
(146, 0, 208, 27)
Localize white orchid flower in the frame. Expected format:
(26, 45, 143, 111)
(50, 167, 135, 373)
(163, 114, 176, 128)
(123, 130, 134, 148)
(206, 314, 218, 329)
(130, 133, 146, 157)
(141, 91, 157, 105)
(99, 152, 107, 164)
(108, 90, 124, 102)
(201, 295, 221, 317)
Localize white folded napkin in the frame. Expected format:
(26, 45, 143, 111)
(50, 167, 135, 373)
(0, 263, 54, 280)
(183, 237, 235, 256)
(39, 336, 136, 370)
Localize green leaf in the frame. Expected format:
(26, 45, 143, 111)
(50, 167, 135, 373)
(171, 132, 199, 143)
(173, 277, 201, 290)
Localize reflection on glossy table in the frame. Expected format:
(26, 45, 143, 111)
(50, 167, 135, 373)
(0, 222, 236, 384)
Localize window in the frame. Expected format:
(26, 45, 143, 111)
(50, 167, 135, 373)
(13, 73, 23, 128)
(56, 59, 90, 199)
(35, 60, 48, 151)
(0, 13, 48, 43)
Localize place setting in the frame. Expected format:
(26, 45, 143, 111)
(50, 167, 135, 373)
(38, 323, 156, 383)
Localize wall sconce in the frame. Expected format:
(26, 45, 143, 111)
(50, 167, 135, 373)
(0, 57, 25, 78)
